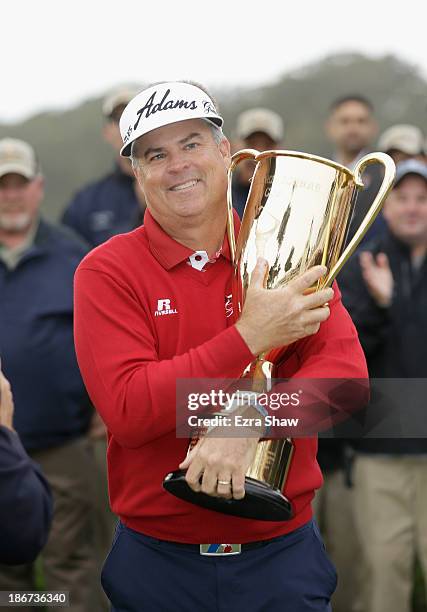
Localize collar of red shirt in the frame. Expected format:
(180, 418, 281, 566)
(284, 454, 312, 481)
(143, 208, 240, 271)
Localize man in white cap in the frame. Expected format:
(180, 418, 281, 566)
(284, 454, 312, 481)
(0, 138, 104, 611)
(378, 124, 424, 164)
(62, 85, 145, 246)
(74, 81, 367, 611)
(232, 107, 284, 217)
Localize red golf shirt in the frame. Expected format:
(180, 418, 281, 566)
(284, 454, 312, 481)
(74, 210, 367, 543)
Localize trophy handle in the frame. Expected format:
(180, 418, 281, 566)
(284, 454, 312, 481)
(227, 149, 260, 263)
(322, 152, 396, 287)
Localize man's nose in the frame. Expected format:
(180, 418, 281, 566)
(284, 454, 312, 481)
(166, 150, 190, 174)
(406, 199, 421, 213)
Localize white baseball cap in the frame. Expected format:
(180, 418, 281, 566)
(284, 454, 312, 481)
(119, 81, 223, 157)
(235, 108, 284, 142)
(102, 85, 141, 119)
(0, 138, 39, 179)
(394, 159, 427, 187)
(378, 124, 424, 156)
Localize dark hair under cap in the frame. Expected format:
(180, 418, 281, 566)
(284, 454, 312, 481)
(329, 95, 374, 113)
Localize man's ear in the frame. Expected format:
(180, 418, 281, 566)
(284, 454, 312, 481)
(382, 195, 392, 223)
(35, 175, 45, 189)
(132, 161, 141, 181)
(370, 118, 379, 142)
(219, 137, 232, 167)
(35, 175, 45, 195)
(325, 117, 335, 141)
(103, 122, 114, 146)
(31, 175, 45, 208)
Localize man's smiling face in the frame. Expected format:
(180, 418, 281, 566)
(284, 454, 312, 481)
(132, 119, 230, 228)
(384, 174, 427, 246)
(0, 173, 43, 234)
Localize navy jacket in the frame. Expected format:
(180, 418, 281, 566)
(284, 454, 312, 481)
(231, 179, 250, 220)
(0, 220, 91, 451)
(0, 426, 53, 564)
(62, 165, 141, 246)
(344, 159, 386, 247)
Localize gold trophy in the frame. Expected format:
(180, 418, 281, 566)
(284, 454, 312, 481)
(164, 149, 395, 521)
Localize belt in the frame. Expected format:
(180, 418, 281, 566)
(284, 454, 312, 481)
(149, 533, 293, 556)
(120, 520, 312, 557)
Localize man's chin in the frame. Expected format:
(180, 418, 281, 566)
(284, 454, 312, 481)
(175, 206, 205, 219)
(344, 143, 365, 155)
(398, 230, 427, 245)
(170, 197, 206, 218)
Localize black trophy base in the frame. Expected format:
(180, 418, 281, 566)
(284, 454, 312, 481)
(163, 470, 294, 522)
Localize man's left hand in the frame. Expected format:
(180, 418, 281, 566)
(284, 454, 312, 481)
(179, 435, 259, 500)
(0, 370, 14, 431)
(88, 411, 107, 440)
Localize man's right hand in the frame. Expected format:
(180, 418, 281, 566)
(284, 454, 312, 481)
(235, 259, 334, 356)
(0, 370, 14, 431)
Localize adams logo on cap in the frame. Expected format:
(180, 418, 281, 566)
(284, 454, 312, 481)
(133, 89, 197, 130)
(119, 82, 223, 157)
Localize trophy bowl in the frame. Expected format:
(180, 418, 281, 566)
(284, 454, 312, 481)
(230, 149, 396, 299)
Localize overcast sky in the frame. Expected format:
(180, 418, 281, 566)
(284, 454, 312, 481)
(2, 0, 426, 123)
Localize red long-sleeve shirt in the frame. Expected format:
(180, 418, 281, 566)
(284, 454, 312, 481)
(74, 210, 367, 543)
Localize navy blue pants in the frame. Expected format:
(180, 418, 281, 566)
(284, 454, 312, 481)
(101, 519, 337, 612)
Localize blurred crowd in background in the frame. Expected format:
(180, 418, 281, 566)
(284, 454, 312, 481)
(0, 84, 426, 612)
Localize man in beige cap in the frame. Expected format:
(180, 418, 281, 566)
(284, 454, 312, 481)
(62, 85, 145, 246)
(0, 139, 45, 254)
(0, 138, 105, 611)
(378, 124, 424, 164)
(232, 108, 284, 218)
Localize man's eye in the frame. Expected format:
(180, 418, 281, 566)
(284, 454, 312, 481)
(149, 153, 165, 162)
(185, 142, 199, 150)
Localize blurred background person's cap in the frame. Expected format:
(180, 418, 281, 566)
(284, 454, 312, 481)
(236, 108, 284, 142)
(394, 158, 427, 187)
(378, 124, 424, 156)
(102, 85, 141, 120)
(0, 138, 38, 179)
